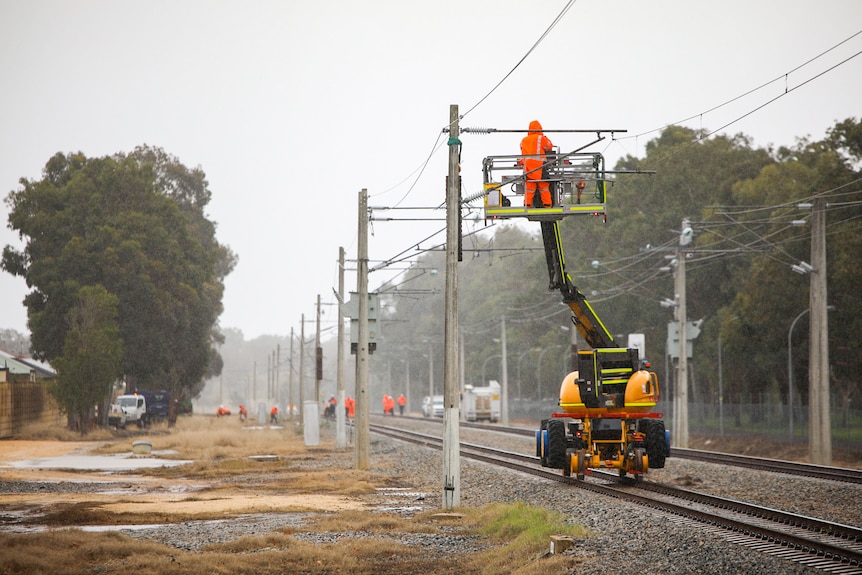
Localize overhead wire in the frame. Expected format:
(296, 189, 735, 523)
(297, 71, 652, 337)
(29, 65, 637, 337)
(615, 31, 862, 169)
(362, 16, 861, 314)
(362, 1, 580, 286)
(459, 0, 577, 120)
(373, 0, 578, 209)
(625, 29, 862, 143)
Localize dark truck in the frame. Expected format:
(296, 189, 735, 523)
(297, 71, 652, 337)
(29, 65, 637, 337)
(108, 390, 170, 428)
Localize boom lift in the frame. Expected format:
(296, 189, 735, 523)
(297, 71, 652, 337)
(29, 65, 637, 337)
(482, 138, 669, 480)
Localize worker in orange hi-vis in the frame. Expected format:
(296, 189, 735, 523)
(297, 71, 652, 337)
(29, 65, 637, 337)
(396, 394, 406, 416)
(345, 396, 355, 418)
(518, 120, 554, 208)
(270, 405, 278, 424)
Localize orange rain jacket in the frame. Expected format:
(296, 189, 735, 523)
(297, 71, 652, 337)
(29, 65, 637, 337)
(519, 120, 554, 187)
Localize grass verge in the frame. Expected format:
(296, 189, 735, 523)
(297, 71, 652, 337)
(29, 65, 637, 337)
(0, 502, 589, 575)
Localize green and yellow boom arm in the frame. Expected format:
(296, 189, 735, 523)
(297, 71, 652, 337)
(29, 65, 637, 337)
(541, 220, 616, 349)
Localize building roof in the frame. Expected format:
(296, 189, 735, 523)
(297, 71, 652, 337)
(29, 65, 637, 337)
(0, 349, 56, 378)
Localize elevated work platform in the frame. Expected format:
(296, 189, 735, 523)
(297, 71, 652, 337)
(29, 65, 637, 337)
(482, 152, 609, 222)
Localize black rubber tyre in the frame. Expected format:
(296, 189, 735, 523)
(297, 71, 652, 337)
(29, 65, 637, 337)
(643, 419, 667, 469)
(546, 419, 567, 469)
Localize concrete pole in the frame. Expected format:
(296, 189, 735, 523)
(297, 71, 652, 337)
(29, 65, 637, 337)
(569, 320, 578, 373)
(315, 294, 322, 409)
(276, 344, 280, 407)
(336, 247, 346, 448)
(501, 315, 509, 426)
(442, 104, 461, 509)
(405, 356, 411, 414)
(299, 314, 305, 425)
(428, 350, 434, 398)
(809, 195, 831, 465)
(459, 331, 466, 395)
(355, 189, 370, 470)
(289, 327, 295, 422)
(674, 244, 689, 448)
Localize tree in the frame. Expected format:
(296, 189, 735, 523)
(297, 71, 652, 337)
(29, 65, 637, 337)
(2, 147, 236, 425)
(0, 329, 29, 356)
(725, 119, 862, 406)
(51, 285, 123, 435)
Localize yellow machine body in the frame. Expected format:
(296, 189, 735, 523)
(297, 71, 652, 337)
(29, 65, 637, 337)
(558, 369, 660, 416)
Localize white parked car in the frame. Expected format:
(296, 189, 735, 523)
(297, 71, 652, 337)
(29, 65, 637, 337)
(422, 395, 444, 418)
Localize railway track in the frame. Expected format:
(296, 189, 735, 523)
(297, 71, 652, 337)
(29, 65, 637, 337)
(399, 414, 862, 484)
(371, 421, 862, 574)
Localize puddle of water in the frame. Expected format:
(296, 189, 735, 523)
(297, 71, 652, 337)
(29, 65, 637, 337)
(5, 454, 192, 471)
(377, 505, 426, 513)
(375, 487, 427, 499)
(374, 487, 428, 514)
(81, 523, 170, 532)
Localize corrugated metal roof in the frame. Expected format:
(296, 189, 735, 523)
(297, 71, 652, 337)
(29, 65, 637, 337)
(0, 349, 56, 377)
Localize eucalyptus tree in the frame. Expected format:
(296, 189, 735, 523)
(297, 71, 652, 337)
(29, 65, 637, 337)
(3, 146, 236, 424)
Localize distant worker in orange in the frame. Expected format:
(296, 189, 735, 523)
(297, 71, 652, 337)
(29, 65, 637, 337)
(345, 396, 355, 418)
(518, 120, 555, 208)
(396, 394, 406, 416)
(270, 405, 279, 424)
(238, 403, 248, 422)
(324, 395, 337, 419)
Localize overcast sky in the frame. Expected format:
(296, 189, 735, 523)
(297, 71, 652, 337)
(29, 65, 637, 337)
(1, 0, 860, 342)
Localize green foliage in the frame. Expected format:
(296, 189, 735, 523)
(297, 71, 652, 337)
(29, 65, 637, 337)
(465, 501, 589, 574)
(472, 501, 586, 541)
(2, 146, 236, 417)
(373, 119, 862, 410)
(51, 285, 123, 435)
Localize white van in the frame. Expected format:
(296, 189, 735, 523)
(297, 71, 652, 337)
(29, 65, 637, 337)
(422, 395, 444, 418)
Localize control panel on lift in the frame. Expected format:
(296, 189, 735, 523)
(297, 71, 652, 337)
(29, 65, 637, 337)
(482, 151, 609, 222)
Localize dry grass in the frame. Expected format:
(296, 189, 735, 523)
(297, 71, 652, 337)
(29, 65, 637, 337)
(5, 417, 591, 574)
(0, 528, 408, 575)
(16, 421, 118, 442)
(0, 502, 586, 575)
(26, 501, 240, 527)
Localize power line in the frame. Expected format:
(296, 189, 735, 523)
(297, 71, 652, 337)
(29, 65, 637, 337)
(624, 29, 862, 143)
(460, 1, 577, 120)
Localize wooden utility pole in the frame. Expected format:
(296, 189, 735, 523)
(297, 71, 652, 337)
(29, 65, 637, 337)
(442, 104, 461, 509)
(336, 247, 347, 448)
(355, 189, 370, 469)
(809, 195, 831, 465)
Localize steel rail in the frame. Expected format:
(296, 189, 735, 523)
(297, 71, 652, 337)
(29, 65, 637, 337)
(370, 422, 862, 573)
(437, 416, 862, 484)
